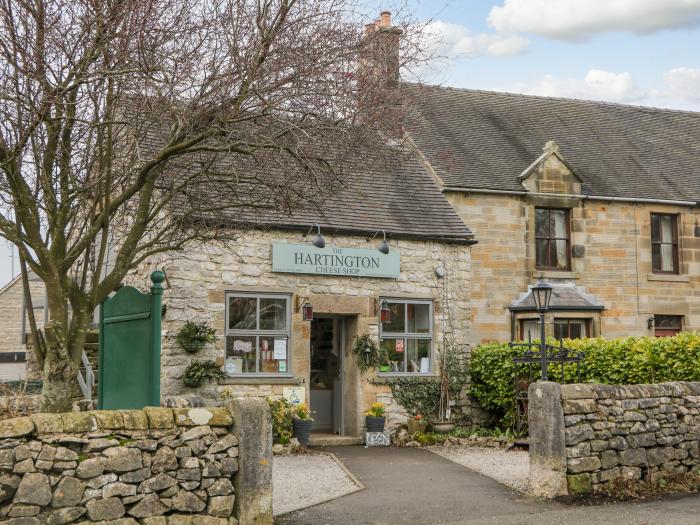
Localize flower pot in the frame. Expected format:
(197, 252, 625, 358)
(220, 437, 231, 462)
(430, 421, 455, 434)
(407, 418, 427, 434)
(292, 419, 313, 446)
(365, 415, 386, 432)
(180, 340, 206, 353)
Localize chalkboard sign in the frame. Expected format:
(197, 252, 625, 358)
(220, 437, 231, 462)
(364, 431, 391, 447)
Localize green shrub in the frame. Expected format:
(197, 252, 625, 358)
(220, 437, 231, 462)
(267, 398, 294, 444)
(469, 333, 700, 425)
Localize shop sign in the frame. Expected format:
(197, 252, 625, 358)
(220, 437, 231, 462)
(272, 243, 400, 278)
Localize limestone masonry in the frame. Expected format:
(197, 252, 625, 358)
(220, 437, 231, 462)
(0, 407, 239, 524)
(529, 381, 700, 497)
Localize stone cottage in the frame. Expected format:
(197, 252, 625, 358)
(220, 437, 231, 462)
(136, 135, 477, 437)
(403, 84, 700, 344)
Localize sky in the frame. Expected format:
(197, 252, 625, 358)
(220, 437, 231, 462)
(388, 0, 700, 110)
(0, 0, 699, 288)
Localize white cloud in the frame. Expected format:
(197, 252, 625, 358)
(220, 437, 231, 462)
(488, 0, 700, 40)
(515, 69, 645, 103)
(424, 20, 529, 60)
(662, 67, 700, 101)
(505, 68, 700, 111)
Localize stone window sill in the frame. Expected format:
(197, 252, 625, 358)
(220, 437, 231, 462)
(646, 273, 689, 283)
(531, 270, 579, 280)
(218, 376, 303, 385)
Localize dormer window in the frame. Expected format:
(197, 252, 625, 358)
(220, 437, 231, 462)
(535, 208, 570, 271)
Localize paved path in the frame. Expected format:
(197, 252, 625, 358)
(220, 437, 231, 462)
(275, 446, 700, 525)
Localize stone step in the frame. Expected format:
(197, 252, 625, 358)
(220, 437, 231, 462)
(308, 434, 362, 447)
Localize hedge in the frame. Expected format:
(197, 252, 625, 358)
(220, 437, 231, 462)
(469, 333, 700, 425)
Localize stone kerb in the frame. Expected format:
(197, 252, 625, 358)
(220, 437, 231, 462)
(529, 381, 700, 498)
(0, 406, 243, 524)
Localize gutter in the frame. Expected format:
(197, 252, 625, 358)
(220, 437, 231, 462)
(443, 187, 699, 207)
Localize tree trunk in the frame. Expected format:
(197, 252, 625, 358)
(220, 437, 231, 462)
(39, 320, 84, 413)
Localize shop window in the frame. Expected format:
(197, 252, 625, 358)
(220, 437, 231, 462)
(554, 318, 589, 340)
(651, 214, 679, 274)
(535, 208, 570, 271)
(225, 293, 290, 374)
(654, 315, 682, 337)
(379, 300, 432, 373)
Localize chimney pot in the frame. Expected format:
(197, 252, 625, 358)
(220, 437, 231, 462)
(380, 11, 391, 28)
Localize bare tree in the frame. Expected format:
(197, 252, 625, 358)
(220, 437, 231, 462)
(0, 0, 427, 411)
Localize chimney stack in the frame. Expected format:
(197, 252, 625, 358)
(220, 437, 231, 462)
(359, 10, 402, 85)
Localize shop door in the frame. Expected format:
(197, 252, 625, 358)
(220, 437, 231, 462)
(310, 317, 343, 434)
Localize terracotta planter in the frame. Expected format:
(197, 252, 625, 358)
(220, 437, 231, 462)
(430, 421, 455, 434)
(292, 419, 313, 445)
(365, 416, 386, 432)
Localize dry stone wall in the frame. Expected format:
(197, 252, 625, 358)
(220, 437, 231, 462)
(529, 381, 700, 497)
(0, 407, 239, 524)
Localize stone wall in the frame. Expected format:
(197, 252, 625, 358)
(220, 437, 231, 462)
(0, 406, 243, 524)
(528, 381, 700, 497)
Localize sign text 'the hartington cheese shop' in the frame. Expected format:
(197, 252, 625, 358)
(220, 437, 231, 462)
(271, 243, 400, 278)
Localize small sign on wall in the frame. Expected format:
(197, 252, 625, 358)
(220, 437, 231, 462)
(283, 386, 305, 406)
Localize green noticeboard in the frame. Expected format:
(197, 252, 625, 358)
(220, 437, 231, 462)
(98, 271, 164, 410)
(272, 243, 400, 278)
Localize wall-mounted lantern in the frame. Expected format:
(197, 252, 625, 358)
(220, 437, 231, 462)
(296, 296, 314, 321)
(304, 223, 325, 248)
(368, 230, 390, 254)
(377, 298, 391, 323)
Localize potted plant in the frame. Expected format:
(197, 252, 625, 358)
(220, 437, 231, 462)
(352, 334, 388, 374)
(182, 360, 225, 387)
(430, 341, 468, 433)
(407, 413, 427, 434)
(291, 403, 314, 446)
(365, 402, 386, 432)
(176, 320, 217, 353)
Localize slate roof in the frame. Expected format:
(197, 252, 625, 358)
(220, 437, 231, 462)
(510, 284, 604, 311)
(403, 84, 700, 203)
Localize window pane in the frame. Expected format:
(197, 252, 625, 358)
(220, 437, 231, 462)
(535, 208, 549, 237)
(554, 321, 566, 340)
(407, 303, 430, 334)
(655, 315, 682, 329)
(536, 239, 549, 267)
(259, 298, 287, 330)
(569, 322, 583, 339)
(381, 339, 405, 372)
(382, 303, 405, 332)
(660, 216, 673, 243)
(228, 296, 257, 330)
(651, 214, 661, 242)
(406, 339, 430, 373)
(555, 240, 568, 269)
(661, 243, 674, 272)
(226, 336, 256, 374)
(651, 244, 661, 271)
(520, 319, 540, 341)
(259, 336, 287, 373)
(552, 210, 567, 238)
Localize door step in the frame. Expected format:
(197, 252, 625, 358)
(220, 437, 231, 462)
(308, 434, 362, 447)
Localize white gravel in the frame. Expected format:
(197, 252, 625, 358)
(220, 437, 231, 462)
(272, 452, 362, 516)
(431, 446, 531, 494)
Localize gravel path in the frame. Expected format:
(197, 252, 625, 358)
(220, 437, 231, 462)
(273, 452, 362, 516)
(430, 446, 530, 494)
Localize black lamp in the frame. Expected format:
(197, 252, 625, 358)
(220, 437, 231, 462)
(378, 299, 391, 323)
(306, 224, 325, 248)
(531, 281, 553, 313)
(531, 280, 553, 381)
(368, 230, 390, 254)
